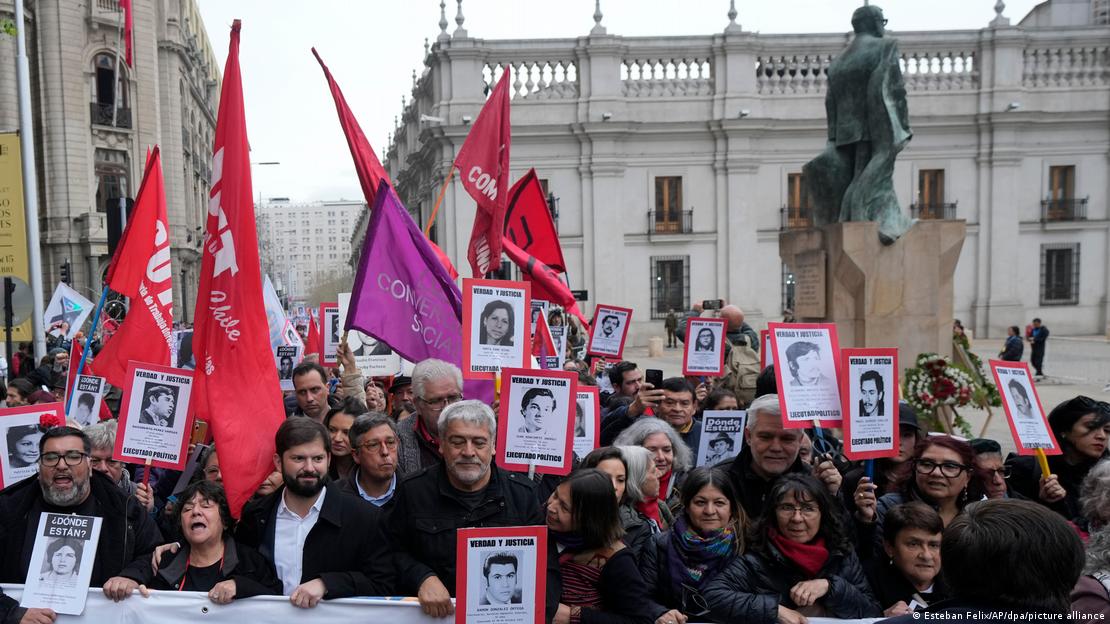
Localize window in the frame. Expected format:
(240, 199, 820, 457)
(1040, 244, 1079, 305)
(93, 149, 130, 213)
(91, 53, 130, 127)
(654, 176, 683, 233)
(650, 256, 689, 319)
(1049, 166, 1075, 202)
(785, 173, 812, 228)
(915, 169, 947, 219)
(1044, 165, 1081, 221)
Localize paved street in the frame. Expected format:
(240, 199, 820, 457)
(619, 333, 1110, 454)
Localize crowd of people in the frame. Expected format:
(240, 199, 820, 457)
(0, 312, 1106, 624)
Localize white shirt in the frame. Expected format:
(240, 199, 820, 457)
(274, 486, 327, 594)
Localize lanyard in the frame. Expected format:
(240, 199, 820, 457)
(178, 553, 225, 591)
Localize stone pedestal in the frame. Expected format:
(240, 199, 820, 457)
(779, 220, 966, 358)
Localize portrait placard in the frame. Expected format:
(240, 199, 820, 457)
(840, 348, 900, 460)
(548, 325, 567, 370)
(20, 512, 103, 615)
(338, 292, 402, 377)
(682, 317, 727, 377)
(760, 329, 774, 370)
(274, 345, 303, 391)
(462, 279, 532, 380)
(69, 375, 105, 427)
(496, 367, 577, 476)
(990, 360, 1061, 455)
(696, 411, 747, 467)
(769, 322, 843, 428)
(586, 304, 632, 359)
(572, 387, 601, 459)
(319, 302, 340, 366)
(114, 361, 194, 469)
(0, 403, 63, 489)
(456, 526, 547, 624)
(529, 299, 549, 331)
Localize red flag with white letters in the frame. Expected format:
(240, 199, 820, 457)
(454, 70, 511, 278)
(95, 147, 173, 388)
(191, 21, 284, 518)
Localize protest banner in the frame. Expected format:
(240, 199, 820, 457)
(839, 348, 900, 460)
(496, 368, 576, 476)
(338, 292, 402, 377)
(19, 513, 103, 615)
(115, 361, 194, 470)
(696, 411, 747, 467)
(769, 322, 843, 428)
(320, 302, 341, 366)
(990, 360, 1061, 456)
(530, 300, 549, 330)
(760, 329, 774, 370)
(462, 279, 532, 380)
(274, 345, 303, 391)
(69, 375, 105, 427)
(682, 317, 727, 377)
(0, 403, 63, 488)
(456, 526, 547, 624)
(586, 304, 632, 359)
(549, 325, 567, 370)
(572, 387, 601, 458)
(43, 282, 93, 341)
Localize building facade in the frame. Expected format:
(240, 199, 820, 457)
(256, 198, 365, 304)
(383, 0, 1110, 344)
(0, 0, 219, 323)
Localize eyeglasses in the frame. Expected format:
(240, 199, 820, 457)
(983, 466, 1012, 480)
(680, 584, 711, 617)
(914, 459, 969, 478)
(417, 394, 462, 411)
(359, 438, 399, 453)
(40, 451, 89, 467)
(775, 503, 820, 517)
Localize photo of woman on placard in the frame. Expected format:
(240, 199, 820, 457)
(38, 538, 83, 589)
(695, 327, 716, 352)
(479, 300, 516, 347)
(7, 424, 43, 468)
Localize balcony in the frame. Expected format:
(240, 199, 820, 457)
(910, 202, 958, 220)
(647, 210, 693, 235)
(90, 103, 132, 129)
(780, 205, 814, 230)
(1041, 198, 1088, 222)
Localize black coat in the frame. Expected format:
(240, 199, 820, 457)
(703, 541, 881, 624)
(640, 529, 739, 617)
(235, 485, 394, 598)
(128, 535, 283, 598)
(1006, 452, 1100, 522)
(0, 471, 162, 586)
(385, 463, 560, 622)
(866, 557, 947, 611)
(724, 445, 810, 521)
(332, 470, 397, 512)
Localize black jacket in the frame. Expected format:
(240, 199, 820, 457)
(127, 535, 283, 598)
(866, 557, 947, 612)
(0, 471, 162, 586)
(565, 547, 661, 624)
(640, 529, 739, 617)
(619, 504, 657, 564)
(703, 541, 880, 623)
(724, 445, 810, 520)
(386, 463, 560, 621)
(333, 470, 397, 512)
(1006, 452, 1100, 522)
(235, 485, 394, 598)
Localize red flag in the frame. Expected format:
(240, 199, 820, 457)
(311, 48, 391, 206)
(192, 20, 284, 518)
(532, 312, 557, 364)
(65, 340, 93, 402)
(502, 238, 588, 326)
(305, 317, 322, 360)
(430, 240, 459, 280)
(455, 70, 511, 277)
(120, 0, 133, 67)
(505, 169, 566, 272)
(95, 148, 173, 388)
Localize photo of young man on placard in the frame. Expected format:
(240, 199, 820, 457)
(498, 368, 577, 476)
(841, 349, 899, 460)
(770, 323, 843, 428)
(116, 362, 194, 470)
(458, 526, 547, 624)
(858, 370, 885, 418)
(587, 305, 632, 359)
(478, 551, 523, 605)
(137, 384, 178, 429)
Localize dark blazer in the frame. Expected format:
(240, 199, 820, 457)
(0, 471, 162, 586)
(235, 485, 394, 598)
(127, 535, 283, 598)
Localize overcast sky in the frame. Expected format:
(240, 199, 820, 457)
(196, 0, 1040, 204)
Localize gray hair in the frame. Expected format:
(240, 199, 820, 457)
(617, 445, 654, 504)
(1086, 526, 1110, 575)
(438, 399, 497, 441)
(1080, 460, 1110, 529)
(412, 358, 463, 400)
(746, 394, 782, 430)
(349, 412, 398, 448)
(613, 416, 692, 473)
(83, 420, 117, 451)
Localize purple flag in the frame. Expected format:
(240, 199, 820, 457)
(346, 181, 463, 364)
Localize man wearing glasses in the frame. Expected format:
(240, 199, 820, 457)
(82, 420, 155, 512)
(337, 413, 401, 508)
(0, 426, 162, 618)
(396, 358, 465, 476)
(970, 438, 1015, 500)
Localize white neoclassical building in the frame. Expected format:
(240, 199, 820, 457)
(380, 0, 1110, 345)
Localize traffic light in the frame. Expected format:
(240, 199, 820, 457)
(60, 260, 72, 286)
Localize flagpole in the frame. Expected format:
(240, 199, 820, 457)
(65, 286, 109, 416)
(423, 167, 456, 236)
(112, 4, 123, 127)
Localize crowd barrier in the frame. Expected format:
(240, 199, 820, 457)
(1, 587, 882, 624)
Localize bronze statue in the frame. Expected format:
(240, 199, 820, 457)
(803, 5, 913, 244)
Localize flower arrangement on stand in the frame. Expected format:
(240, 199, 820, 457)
(902, 353, 985, 437)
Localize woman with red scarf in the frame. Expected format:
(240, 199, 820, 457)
(614, 417, 693, 530)
(703, 474, 880, 624)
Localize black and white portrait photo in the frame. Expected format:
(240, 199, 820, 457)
(842, 349, 899, 460)
(683, 318, 727, 377)
(770, 324, 843, 428)
(274, 344, 303, 391)
(498, 368, 577, 476)
(463, 279, 530, 378)
(20, 512, 102, 614)
(338, 292, 402, 377)
(695, 411, 746, 467)
(478, 551, 522, 605)
(991, 361, 1058, 454)
(858, 370, 885, 418)
(0, 405, 61, 488)
(517, 388, 556, 435)
(572, 388, 599, 458)
(117, 362, 194, 470)
(138, 383, 178, 429)
(587, 305, 632, 359)
(321, 304, 340, 364)
(480, 300, 517, 347)
(459, 526, 546, 624)
(70, 375, 106, 428)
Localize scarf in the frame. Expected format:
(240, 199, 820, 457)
(768, 527, 829, 579)
(666, 516, 738, 595)
(551, 530, 587, 552)
(636, 497, 662, 528)
(414, 414, 441, 454)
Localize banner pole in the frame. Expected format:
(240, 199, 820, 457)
(65, 286, 109, 416)
(423, 167, 456, 237)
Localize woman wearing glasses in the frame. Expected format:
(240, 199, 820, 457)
(704, 474, 880, 624)
(640, 467, 747, 622)
(855, 434, 986, 559)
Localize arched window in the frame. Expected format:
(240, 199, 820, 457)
(91, 52, 130, 127)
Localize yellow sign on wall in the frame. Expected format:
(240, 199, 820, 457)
(0, 132, 32, 341)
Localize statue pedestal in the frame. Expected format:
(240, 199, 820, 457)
(779, 220, 966, 358)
